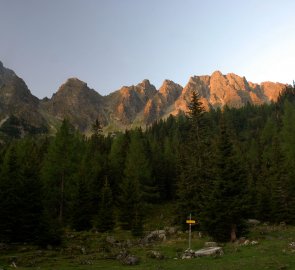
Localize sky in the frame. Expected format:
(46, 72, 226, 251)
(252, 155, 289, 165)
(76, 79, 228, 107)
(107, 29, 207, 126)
(0, 0, 295, 98)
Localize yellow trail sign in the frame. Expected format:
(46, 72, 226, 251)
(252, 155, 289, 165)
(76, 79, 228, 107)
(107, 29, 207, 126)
(186, 219, 196, 224)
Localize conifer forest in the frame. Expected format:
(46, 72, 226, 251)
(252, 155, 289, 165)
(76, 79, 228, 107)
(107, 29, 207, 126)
(1, 86, 295, 246)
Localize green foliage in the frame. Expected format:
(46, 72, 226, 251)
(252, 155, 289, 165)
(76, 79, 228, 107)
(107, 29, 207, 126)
(0, 140, 44, 243)
(0, 115, 48, 140)
(42, 119, 81, 224)
(176, 90, 212, 227)
(71, 176, 92, 231)
(1, 85, 295, 245)
(118, 131, 147, 235)
(0, 144, 24, 242)
(97, 178, 115, 232)
(108, 133, 129, 198)
(203, 120, 249, 242)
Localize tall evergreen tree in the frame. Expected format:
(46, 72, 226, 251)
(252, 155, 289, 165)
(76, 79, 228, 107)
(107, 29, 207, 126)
(72, 175, 92, 231)
(203, 120, 248, 242)
(118, 131, 152, 235)
(17, 139, 43, 242)
(42, 119, 80, 224)
(108, 132, 129, 198)
(279, 100, 295, 223)
(269, 137, 290, 222)
(0, 145, 23, 242)
(97, 178, 115, 232)
(176, 90, 211, 226)
(255, 117, 278, 220)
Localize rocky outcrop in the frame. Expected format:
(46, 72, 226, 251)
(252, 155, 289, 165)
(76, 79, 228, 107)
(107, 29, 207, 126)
(104, 79, 157, 126)
(0, 61, 46, 130)
(182, 247, 224, 259)
(173, 71, 285, 116)
(0, 61, 287, 134)
(41, 78, 106, 132)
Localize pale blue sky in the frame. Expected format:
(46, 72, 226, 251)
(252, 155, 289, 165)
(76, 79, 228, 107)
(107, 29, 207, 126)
(1, 0, 295, 98)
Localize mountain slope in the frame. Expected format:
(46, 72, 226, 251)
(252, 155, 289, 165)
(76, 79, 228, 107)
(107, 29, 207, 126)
(41, 78, 106, 132)
(0, 61, 47, 137)
(0, 61, 287, 134)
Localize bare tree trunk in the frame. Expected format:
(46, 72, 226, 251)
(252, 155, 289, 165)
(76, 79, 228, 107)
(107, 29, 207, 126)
(230, 224, 237, 242)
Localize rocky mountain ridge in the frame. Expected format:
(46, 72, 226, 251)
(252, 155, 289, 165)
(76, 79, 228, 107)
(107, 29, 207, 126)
(0, 61, 287, 135)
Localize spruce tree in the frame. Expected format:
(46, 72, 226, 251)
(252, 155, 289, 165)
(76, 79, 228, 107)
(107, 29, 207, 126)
(0, 145, 23, 242)
(72, 175, 92, 231)
(118, 131, 151, 235)
(42, 119, 79, 225)
(269, 137, 290, 222)
(279, 101, 295, 223)
(97, 178, 115, 232)
(203, 120, 248, 242)
(176, 90, 211, 226)
(17, 139, 43, 242)
(256, 117, 278, 220)
(108, 132, 129, 198)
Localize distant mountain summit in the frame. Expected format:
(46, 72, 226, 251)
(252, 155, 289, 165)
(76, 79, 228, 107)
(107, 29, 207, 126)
(0, 61, 47, 137)
(0, 61, 287, 136)
(41, 77, 105, 132)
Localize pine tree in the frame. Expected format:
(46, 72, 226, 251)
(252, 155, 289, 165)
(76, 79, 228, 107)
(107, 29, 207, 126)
(118, 173, 143, 233)
(72, 175, 92, 231)
(256, 117, 278, 220)
(17, 139, 43, 242)
(97, 178, 115, 232)
(118, 131, 151, 235)
(203, 120, 249, 242)
(0, 145, 23, 242)
(269, 137, 290, 222)
(176, 90, 211, 226)
(279, 100, 295, 223)
(42, 119, 80, 225)
(108, 133, 129, 198)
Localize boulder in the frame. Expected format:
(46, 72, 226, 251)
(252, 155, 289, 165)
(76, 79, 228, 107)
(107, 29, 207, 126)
(145, 230, 166, 243)
(105, 236, 116, 245)
(204, 241, 218, 247)
(247, 219, 261, 225)
(147, 250, 165, 259)
(165, 226, 179, 235)
(243, 240, 250, 245)
(122, 255, 139, 265)
(116, 250, 139, 265)
(181, 249, 195, 259)
(194, 247, 224, 257)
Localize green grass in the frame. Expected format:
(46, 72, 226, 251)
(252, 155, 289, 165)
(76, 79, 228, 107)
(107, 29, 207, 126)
(1, 224, 295, 270)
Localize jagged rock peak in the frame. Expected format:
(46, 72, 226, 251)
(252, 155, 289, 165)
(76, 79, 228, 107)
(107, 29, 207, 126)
(137, 79, 151, 88)
(135, 79, 157, 98)
(188, 76, 199, 83)
(159, 79, 183, 94)
(56, 77, 88, 94)
(161, 79, 181, 87)
(0, 61, 16, 77)
(64, 77, 87, 86)
(211, 70, 223, 77)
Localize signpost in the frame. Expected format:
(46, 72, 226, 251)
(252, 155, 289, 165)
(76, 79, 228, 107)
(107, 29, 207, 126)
(186, 213, 196, 250)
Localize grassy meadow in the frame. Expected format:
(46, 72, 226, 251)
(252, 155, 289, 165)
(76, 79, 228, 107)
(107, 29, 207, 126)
(1, 222, 295, 270)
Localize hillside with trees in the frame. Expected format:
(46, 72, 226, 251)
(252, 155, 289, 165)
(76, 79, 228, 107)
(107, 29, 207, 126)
(1, 85, 295, 246)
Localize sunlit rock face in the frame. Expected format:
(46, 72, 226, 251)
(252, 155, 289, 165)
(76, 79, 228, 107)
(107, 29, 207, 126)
(172, 71, 285, 115)
(0, 60, 287, 133)
(0, 61, 45, 128)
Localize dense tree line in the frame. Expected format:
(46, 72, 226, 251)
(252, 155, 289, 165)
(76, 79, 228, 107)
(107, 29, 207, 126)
(1, 86, 295, 244)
